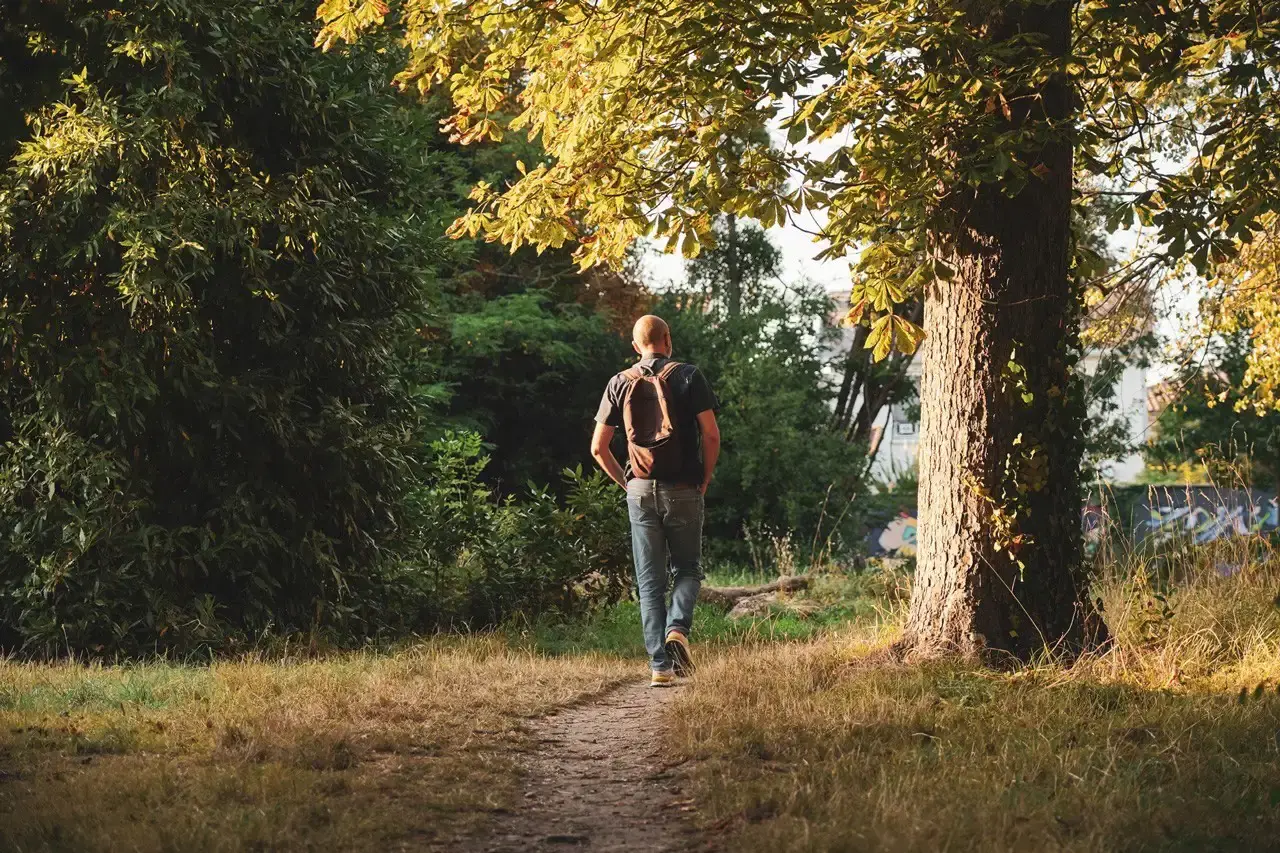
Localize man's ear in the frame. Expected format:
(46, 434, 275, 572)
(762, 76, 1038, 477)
(632, 340, 641, 355)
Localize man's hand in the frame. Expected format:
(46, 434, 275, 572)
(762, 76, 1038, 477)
(696, 410, 720, 497)
(590, 422, 628, 490)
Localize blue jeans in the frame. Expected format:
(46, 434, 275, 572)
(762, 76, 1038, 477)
(625, 479, 704, 671)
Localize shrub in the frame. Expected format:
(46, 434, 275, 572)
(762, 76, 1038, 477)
(383, 433, 632, 632)
(0, 2, 446, 654)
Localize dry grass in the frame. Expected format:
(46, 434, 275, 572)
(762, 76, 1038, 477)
(667, 554, 1280, 853)
(5, 545, 1280, 853)
(0, 637, 633, 853)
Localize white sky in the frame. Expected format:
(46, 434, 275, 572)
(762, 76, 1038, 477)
(639, 216, 1197, 384)
(638, 222, 846, 291)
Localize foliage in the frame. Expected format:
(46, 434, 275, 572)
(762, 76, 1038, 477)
(319, 0, 1280, 358)
(661, 284, 868, 559)
(386, 432, 633, 630)
(1206, 217, 1280, 413)
(1146, 330, 1280, 488)
(0, 1, 468, 654)
(1074, 191, 1157, 484)
(435, 292, 633, 491)
(685, 214, 782, 318)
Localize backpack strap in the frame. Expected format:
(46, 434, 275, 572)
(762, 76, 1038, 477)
(656, 361, 684, 380)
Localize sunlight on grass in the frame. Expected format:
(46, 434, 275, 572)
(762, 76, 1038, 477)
(667, 551, 1280, 853)
(4, 549, 1280, 852)
(0, 639, 633, 852)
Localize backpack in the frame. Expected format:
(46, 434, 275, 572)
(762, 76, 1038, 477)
(621, 361, 686, 480)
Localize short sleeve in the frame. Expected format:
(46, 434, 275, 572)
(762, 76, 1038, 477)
(687, 367, 719, 415)
(595, 376, 625, 428)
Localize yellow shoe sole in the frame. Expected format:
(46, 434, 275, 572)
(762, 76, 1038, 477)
(664, 632, 694, 676)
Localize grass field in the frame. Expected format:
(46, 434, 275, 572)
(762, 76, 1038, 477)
(0, 640, 633, 852)
(2, 550, 1279, 852)
(667, 546, 1280, 852)
(668, 636, 1280, 852)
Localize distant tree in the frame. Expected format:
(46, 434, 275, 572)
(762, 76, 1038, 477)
(1148, 331, 1280, 488)
(437, 291, 632, 491)
(321, 0, 1280, 661)
(688, 217, 917, 461)
(686, 215, 783, 319)
(662, 285, 868, 556)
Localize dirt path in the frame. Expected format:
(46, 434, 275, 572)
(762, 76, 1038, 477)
(462, 679, 705, 853)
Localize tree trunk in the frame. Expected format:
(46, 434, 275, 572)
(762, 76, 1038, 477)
(725, 213, 743, 318)
(899, 1, 1103, 662)
(831, 324, 869, 431)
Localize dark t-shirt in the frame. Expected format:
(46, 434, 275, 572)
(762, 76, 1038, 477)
(595, 356, 719, 485)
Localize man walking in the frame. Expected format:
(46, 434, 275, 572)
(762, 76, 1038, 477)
(591, 315, 720, 687)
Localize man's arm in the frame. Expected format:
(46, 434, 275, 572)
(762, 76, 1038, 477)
(696, 409, 720, 496)
(590, 422, 627, 490)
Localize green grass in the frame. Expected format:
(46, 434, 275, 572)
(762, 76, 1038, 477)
(0, 666, 215, 713)
(513, 569, 896, 658)
(512, 600, 851, 657)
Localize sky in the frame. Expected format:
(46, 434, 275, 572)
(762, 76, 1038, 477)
(638, 213, 1197, 384)
(638, 215, 847, 293)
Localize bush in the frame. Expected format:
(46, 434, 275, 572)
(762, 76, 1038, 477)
(437, 292, 633, 492)
(0, 2, 447, 654)
(382, 433, 632, 631)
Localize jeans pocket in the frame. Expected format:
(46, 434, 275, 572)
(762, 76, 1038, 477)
(663, 492, 703, 522)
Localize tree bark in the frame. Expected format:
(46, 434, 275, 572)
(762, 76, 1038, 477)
(725, 213, 743, 318)
(899, 1, 1103, 662)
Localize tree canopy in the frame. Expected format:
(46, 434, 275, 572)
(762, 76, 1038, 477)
(318, 0, 1280, 356)
(315, 0, 1280, 661)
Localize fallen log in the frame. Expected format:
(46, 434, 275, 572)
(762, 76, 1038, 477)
(699, 575, 810, 610)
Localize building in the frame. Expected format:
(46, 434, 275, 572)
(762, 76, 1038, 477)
(827, 290, 1150, 484)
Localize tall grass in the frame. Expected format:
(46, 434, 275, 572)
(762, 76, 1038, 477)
(1091, 532, 1280, 686)
(668, 531, 1280, 852)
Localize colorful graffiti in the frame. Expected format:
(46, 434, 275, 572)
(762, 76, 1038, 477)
(1136, 489, 1279, 545)
(873, 513, 918, 557)
(1082, 504, 1108, 555)
(866, 489, 1280, 556)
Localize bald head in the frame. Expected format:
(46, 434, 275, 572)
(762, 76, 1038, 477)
(632, 315, 672, 356)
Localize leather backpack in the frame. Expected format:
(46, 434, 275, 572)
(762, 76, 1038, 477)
(621, 361, 685, 480)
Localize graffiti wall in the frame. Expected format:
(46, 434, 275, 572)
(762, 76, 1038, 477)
(1134, 488, 1280, 545)
(865, 488, 1280, 557)
(869, 513, 917, 557)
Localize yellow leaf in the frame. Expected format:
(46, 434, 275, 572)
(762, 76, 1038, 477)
(844, 299, 869, 327)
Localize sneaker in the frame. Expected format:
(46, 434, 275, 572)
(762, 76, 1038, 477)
(664, 630, 695, 676)
(650, 669, 675, 688)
